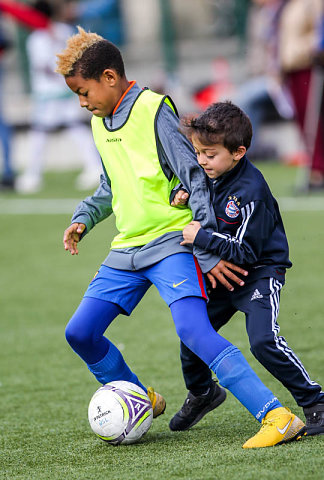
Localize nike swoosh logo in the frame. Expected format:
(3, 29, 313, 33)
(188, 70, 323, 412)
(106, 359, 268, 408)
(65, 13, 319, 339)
(277, 419, 292, 435)
(173, 279, 189, 288)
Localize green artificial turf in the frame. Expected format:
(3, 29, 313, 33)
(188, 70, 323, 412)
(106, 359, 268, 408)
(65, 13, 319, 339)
(1, 165, 324, 479)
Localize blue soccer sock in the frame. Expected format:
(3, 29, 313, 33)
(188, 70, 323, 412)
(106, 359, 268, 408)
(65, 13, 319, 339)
(171, 297, 281, 421)
(170, 297, 232, 362)
(87, 341, 146, 392)
(210, 345, 282, 422)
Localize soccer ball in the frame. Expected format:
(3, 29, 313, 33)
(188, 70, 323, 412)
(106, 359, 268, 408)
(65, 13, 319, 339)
(88, 381, 153, 445)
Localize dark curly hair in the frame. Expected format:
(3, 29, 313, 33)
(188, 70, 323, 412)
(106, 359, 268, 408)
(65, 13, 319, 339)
(183, 101, 252, 153)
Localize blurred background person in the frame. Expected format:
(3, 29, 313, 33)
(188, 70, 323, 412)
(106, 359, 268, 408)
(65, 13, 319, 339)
(0, 17, 14, 190)
(232, 0, 294, 161)
(16, 0, 101, 194)
(0, 0, 49, 190)
(279, 0, 324, 191)
(190, 0, 295, 162)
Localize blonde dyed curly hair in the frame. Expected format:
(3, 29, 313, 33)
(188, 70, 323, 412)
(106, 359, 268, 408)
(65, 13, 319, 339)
(56, 26, 103, 76)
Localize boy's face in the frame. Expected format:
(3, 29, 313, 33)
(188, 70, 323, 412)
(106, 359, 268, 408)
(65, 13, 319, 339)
(65, 70, 121, 117)
(192, 133, 245, 179)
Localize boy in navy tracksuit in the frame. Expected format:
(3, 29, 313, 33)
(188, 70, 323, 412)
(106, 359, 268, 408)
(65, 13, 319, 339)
(170, 101, 324, 437)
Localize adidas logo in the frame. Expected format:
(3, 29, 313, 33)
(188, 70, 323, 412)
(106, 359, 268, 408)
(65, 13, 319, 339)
(251, 289, 263, 301)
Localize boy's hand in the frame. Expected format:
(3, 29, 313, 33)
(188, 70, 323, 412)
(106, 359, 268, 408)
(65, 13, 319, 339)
(63, 223, 86, 255)
(207, 260, 248, 291)
(171, 189, 189, 206)
(180, 221, 201, 245)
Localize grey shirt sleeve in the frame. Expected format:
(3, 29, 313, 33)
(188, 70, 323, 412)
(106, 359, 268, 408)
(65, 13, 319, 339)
(156, 102, 221, 272)
(71, 173, 113, 237)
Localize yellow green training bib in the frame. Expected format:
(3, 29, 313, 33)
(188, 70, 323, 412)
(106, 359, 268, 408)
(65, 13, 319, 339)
(91, 89, 192, 248)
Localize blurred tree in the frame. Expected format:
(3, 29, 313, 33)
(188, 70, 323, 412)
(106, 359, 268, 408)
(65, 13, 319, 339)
(212, 0, 250, 40)
(159, 0, 177, 77)
(234, 0, 250, 42)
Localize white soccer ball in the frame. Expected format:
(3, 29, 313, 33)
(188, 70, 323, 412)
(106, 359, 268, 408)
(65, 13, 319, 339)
(88, 381, 153, 445)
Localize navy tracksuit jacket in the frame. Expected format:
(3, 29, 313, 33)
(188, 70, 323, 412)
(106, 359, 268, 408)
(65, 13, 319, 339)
(181, 156, 323, 407)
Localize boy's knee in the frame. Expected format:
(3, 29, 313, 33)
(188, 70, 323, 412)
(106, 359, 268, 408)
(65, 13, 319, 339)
(180, 340, 196, 361)
(176, 323, 196, 351)
(65, 322, 90, 350)
(250, 334, 275, 360)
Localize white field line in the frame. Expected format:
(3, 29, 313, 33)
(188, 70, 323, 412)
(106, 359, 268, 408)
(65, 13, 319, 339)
(277, 197, 324, 211)
(0, 199, 80, 214)
(1, 197, 324, 214)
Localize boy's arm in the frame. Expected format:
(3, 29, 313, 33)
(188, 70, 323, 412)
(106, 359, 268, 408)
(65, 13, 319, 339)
(70, 173, 113, 238)
(157, 102, 221, 273)
(64, 173, 113, 255)
(184, 200, 275, 265)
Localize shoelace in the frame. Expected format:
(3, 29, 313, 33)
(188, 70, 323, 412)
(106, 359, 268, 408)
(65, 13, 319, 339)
(308, 412, 321, 424)
(260, 407, 292, 431)
(260, 417, 276, 431)
(260, 411, 291, 432)
(181, 395, 208, 415)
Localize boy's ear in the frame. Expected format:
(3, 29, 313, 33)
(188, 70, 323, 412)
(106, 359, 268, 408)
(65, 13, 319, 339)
(233, 146, 246, 161)
(102, 69, 118, 85)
